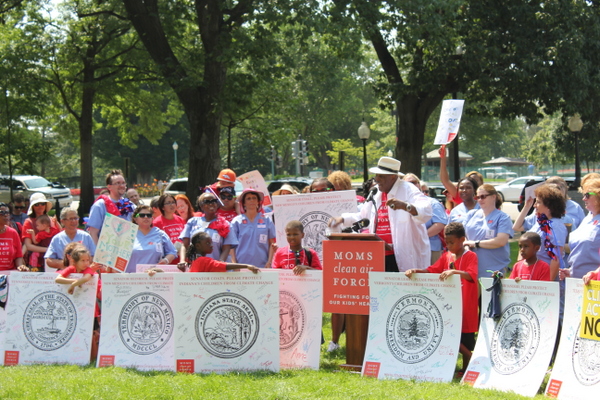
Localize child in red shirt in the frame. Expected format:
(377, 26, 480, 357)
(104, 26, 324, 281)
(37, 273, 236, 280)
(27, 214, 60, 271)
(180, 231, 259, 273)
(55, 243, 95, 294)
(405, 222, 478, 375)
(511, 232, 550, 281)
(272, 220, 322, 275)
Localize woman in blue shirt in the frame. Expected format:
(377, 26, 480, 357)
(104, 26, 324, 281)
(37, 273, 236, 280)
(127, 205, 177, 273)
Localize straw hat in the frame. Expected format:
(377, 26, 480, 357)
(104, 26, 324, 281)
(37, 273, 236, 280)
(27, 192, 53, 215)
(369, 157, 405, 176)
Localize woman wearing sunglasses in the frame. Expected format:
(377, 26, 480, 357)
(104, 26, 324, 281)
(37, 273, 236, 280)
(126, 205, 177, 273)
(463, 184, 513, 279)
(564, 178, 600, 281)
(0, 202, 25, 271)
(179, 192, 237, 264)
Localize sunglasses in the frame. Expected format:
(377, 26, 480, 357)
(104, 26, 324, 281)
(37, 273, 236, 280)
(220, 195, 234, 201)
(0, 210, 9, 216)
(136, 213, 153, 218)
(202, 199, 219, 205)
(583, 192, 597, 200)
(474, 193, 493, 201)
(14, 206, 26, 210)
(311, 187, 332, 193)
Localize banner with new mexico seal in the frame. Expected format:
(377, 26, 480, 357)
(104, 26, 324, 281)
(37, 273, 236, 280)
(173, 271, 279, 373)
(277, 270, 323, 370)
(462, 278, 559, 397)
(361, 272, 462, 382)
(545, 278, 600, 399)
(97, 273, 175, 370)
(4, 272, 97, 366)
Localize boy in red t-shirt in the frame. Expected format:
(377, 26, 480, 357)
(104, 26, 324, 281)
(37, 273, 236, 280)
(180, 231, 259, 273)
(405, 222, 478, 375)
(511, 232, 550, 281)
(272, 220, 322, 275)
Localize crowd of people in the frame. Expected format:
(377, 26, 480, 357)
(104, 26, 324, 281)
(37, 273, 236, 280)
(1, 154, 600, 371)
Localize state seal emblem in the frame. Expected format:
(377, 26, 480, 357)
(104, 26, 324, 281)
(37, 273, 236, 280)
(23, 291, 77, 351)
(572, 323, 600, 386)
(279, 290, 305, 350)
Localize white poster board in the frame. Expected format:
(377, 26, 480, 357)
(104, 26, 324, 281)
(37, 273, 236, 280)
(462, 278, 559, 397)
(545, 278, 600, 398)
(0, 271, 11, 366)
(277, 270, 323, 370)
(272, 191, 358, 260)
(237, 170, 273, 209)
(3, 272, 97, 366)
(95, 214, 138, 272)
(136, 264, 182, 273)
(524, 182, 545, 203)
(173, 271, 280, 373)
(361, 272, 462, 382)
(433, 99, 465, 145)
(97, 273, 175, 370)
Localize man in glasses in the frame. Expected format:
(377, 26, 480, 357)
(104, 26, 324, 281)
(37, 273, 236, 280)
(87, 169, 135, 244)
(10, 193, 27, 226)
(329, 157, 432, 272)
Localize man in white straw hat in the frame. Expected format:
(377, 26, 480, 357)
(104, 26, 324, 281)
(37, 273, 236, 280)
(329, 157, 432, 272)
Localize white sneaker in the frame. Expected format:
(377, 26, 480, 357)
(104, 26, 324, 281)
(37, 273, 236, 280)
(327, 341, 340, 352)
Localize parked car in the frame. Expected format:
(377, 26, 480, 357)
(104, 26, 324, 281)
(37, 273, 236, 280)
(478, 167, 518, 180)
(0, 175, 73, 208)
(495, 176, 544, 203)
(164, 177, 244, 197)
(266, 178, 312, 194)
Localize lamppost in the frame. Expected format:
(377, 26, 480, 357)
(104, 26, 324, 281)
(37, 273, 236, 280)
(358, 121, 371, 182)
(568, 114, 583, 187)
(172, 141, 179, 179)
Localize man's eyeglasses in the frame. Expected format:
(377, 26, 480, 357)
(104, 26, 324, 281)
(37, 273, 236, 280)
(220, 195, 234, 201)
(136, 213, 153, 218)
(203, 199, 219, 205)
(583, 192, 597, 200)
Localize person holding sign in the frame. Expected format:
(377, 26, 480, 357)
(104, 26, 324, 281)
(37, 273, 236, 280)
(438, 144, 484, 206)
(55, 243, 95, 294)
(272, 220, 322, 275)
(181, 231, 259, 273)
(329, 157, 432, 272)
(87, 170, 135, 244)
(127, 205, 177, 273)
(405, 222, 478, 376)
(448, 177, 480, 224)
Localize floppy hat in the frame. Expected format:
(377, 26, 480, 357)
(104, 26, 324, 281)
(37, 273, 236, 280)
(276, 183, 298, 194)
(217, 169, 237, 183)
(238, 188, 264, 204)
(369, 157, 405, 176)
(27, 192, 53, 215)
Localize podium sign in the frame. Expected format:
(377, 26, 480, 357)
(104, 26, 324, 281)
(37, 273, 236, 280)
(323, 240, 384, 315)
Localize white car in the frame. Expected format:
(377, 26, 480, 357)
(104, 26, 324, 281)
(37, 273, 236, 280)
(164, 177, 244, 197)
(0, 175, 73, 207)
(495, 176, 544, 202)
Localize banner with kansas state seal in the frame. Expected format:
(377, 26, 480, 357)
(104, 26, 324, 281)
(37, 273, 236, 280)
(272, 190, 357, 261)
(95, 213, 138, 272)
(462, 278, 559, 397)
(3, 272, 97, 366)
(97, 273, 175, 370)
(277, 270, 323, 370)
(361, 272, 462, 382)
(173, 271, 279, 373)
(545, 278, 600, 398)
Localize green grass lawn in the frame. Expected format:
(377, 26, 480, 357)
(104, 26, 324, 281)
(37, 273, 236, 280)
(0, 313, 549, 400)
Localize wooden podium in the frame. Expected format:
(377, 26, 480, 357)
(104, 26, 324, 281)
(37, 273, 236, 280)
(323, 233, 384, 371)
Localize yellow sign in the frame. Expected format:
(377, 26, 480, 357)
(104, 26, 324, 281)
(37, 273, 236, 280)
(579, 280, 600, 341)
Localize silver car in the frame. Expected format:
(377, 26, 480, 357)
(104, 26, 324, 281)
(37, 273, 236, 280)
(0, 175, 73, 207)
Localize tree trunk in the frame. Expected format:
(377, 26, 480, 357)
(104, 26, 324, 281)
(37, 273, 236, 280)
(78, 58, 96, 219)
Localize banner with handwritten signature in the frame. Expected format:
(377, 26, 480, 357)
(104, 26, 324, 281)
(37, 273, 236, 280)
(362, 272, 461, 382)
(463, 278, 559, 397)
(173, 271, 280, 374)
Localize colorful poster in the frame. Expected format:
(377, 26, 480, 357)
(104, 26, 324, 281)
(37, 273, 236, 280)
(173, 271, 279, 373)
(361, 272, 462, 382)
(237, 170, 273, 209)
(322, 240, 385, 315)
(3, 272, 97, 366)
(95, 213, 138, 272)
(272, 190, 358, 261)
(546, 278, 600, 398)
(462, 278, 559, 397)
(97, 273, 175, 370)
(135, 264, 182, 273)
(433, 99, 465, 145)
(277, 270, 323, 370)
(579, 280, 600, 341)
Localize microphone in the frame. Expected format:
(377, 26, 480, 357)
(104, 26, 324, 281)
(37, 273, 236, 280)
(366, 187, 378, 202)
(342, 218, 370, 233)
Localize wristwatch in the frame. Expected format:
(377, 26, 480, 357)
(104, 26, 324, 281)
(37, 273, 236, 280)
(405, 203, 413, 213)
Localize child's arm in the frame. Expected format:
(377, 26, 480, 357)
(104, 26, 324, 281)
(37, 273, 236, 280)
(56, 274, 93, 294)
(27, 229, 38, 244)
(226, 263, 260, 274)
(145, 267, 164, 276)
(439, 269, 474, 282)
(264, 238, 276, 268)
(405, 268, 430, 278)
